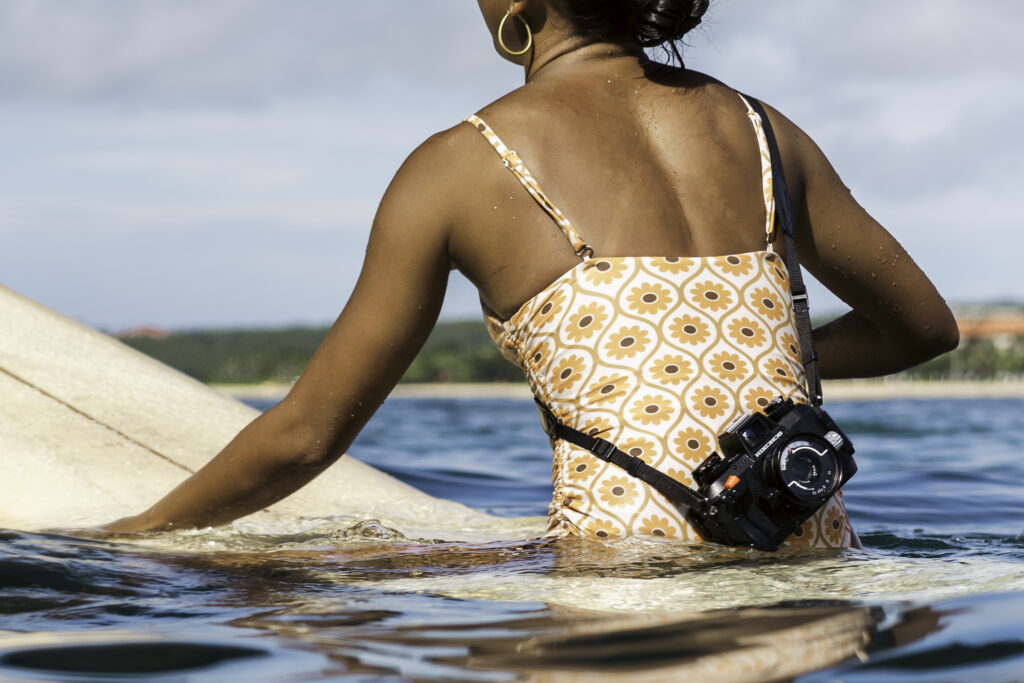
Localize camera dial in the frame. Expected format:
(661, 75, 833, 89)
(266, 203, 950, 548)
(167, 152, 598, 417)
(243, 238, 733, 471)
(768, 435, 841, 505)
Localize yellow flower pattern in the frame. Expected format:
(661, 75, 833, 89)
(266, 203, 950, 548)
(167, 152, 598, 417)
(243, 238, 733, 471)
(550, 355, 586, 393)
(619, 437, 658, 463)
(586, 519, 622, 539)
(708, 351, 749, 383)
(649, 354, 693, 385)
(715, 253, 755, 277)
(564, 302, 608, 342)
(626, 282, 674, 315)
(691, 281, 733, 312)
(566, 455, 598, 483)
(468, 95, 853, 548)
(638, 515, 680, 539)
(585, 374, 631, 405)
(630, 394, 675, 426)
(727, 317, 768, 348)
(692, 386, 730, 420)
(669, 314, 712, 346)
(743, 386, 777, 413)
(673, 427, 713, 463)
(650, 256, 695, 274)
(604, 325, 651, 361)
(598, 475, 640, 507)
(584, 259, 628, 285)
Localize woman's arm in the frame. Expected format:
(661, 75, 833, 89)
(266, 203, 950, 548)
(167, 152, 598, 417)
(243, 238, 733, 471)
(769, 107, 960, 379)
(105, 130, 461, 532)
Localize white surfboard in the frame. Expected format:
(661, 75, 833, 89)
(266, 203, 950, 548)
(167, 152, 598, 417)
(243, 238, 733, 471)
(0, 284, 543, 540)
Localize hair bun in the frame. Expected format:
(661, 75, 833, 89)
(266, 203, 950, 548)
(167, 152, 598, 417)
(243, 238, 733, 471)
(556, 0, 709, 55)
(631, 0, 710, 46)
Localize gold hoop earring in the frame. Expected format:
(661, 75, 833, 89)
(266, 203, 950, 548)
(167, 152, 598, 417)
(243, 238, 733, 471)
(498, 10, 532, 56)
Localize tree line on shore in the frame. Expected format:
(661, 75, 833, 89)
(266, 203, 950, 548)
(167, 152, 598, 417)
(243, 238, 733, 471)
(119, 321, 523, 385)
(119, 319, 1024, 385)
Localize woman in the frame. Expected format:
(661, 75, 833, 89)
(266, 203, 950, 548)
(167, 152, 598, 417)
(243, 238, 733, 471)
(106, 1, 958, 546)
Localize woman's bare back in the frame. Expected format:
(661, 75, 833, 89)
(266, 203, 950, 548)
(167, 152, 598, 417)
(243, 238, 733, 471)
(445, 59, 785, 319)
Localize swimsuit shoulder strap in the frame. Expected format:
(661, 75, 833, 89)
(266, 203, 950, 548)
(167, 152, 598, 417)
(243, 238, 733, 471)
(735, 94, 777, 250)
(464, 115, 593, 260)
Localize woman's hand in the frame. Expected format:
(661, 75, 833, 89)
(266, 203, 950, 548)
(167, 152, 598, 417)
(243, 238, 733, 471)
(102, 514, 159, 534)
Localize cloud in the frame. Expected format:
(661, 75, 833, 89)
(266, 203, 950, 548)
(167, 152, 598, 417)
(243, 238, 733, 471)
(1, 1, 1020, 328)
(0, 1, 509, 106)
(696, 1, 1023, 82)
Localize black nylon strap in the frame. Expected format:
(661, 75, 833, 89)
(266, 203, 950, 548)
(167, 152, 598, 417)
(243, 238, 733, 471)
(745, 96, 824, 406)
(535, 400, 707, 513)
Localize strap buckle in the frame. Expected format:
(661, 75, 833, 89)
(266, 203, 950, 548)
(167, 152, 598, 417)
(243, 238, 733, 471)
(534, 399, 556, 438)
(590, 438, 616, 460)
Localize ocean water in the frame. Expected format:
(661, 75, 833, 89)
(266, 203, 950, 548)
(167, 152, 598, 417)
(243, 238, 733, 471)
(3, 395, 1024, 681)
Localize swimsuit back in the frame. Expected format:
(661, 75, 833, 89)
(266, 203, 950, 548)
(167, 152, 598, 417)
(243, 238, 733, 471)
(463, 95, 853, 547)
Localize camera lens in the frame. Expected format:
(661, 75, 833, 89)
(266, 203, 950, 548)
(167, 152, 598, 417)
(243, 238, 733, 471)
(768, 436, 842, 505)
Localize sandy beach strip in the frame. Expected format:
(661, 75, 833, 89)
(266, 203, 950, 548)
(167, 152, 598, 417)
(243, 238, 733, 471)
(212, 379, 1024, 403)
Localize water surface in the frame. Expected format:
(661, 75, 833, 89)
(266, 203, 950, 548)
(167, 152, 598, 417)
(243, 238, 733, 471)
(2, 396, 1024, 681)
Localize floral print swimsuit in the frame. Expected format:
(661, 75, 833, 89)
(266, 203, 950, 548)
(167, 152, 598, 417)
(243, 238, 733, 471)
(465, 94, 854, 548)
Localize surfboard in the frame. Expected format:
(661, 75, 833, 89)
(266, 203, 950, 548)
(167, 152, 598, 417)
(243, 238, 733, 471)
(0, 284, 543, 540)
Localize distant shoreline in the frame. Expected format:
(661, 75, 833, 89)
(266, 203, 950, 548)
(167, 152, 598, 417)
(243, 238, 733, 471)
(212, 379, 1024, 402)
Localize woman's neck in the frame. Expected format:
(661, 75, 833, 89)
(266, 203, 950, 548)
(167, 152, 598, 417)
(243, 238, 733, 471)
(524, 38, 646, 84)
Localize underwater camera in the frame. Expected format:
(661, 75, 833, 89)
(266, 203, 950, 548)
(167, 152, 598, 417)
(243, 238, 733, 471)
(687, 398, 857, 550)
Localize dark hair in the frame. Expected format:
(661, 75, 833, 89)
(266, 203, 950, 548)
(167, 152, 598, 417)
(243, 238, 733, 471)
(557, 0, 710, 52)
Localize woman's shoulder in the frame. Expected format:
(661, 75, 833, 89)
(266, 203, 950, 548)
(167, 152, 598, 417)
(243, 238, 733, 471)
(390, 116, 501, 191)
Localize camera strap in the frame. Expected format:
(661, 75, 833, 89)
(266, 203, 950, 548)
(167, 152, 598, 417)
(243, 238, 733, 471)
(745, 96, 824, 406)
(534, 400, 708, 515)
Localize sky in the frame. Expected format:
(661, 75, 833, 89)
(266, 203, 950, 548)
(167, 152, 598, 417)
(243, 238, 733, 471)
(1, 1, 1021, 331)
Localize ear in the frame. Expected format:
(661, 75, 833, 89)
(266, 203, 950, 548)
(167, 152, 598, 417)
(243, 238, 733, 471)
(508, 0, 530, 18)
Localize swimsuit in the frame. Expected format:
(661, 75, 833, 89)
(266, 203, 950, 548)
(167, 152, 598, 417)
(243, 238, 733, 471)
(464, 94, 854, 548)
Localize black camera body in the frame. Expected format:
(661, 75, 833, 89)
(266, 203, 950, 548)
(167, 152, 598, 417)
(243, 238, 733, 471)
(687, 398, 856, 551)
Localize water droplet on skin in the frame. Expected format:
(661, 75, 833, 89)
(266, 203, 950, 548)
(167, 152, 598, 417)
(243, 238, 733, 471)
(830, 243, 836, 250)
(493, 205, 498, 210)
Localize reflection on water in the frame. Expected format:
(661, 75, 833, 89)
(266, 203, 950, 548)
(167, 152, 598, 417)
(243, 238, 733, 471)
(4, 397, 1024, 680)
(0, 528, 902, 681)
(5, 524, 1024, 681)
